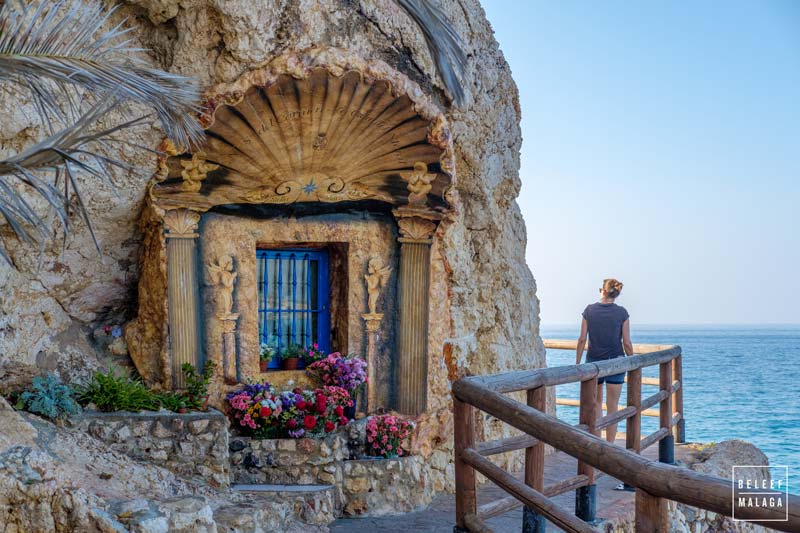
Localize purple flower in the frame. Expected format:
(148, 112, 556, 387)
(288, 428, 305, 438)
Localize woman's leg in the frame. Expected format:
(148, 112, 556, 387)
(605, 383, 623, 443)
(595, 381, 604, 426)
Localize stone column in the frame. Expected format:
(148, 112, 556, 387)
(164, 209, 202, 388)
(362, 314, 383, 413)
(393, 207, 441, 415)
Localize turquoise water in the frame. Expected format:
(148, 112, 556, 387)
(541, 324, 799, 493)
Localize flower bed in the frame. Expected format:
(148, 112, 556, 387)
(226, 383, 352, 438)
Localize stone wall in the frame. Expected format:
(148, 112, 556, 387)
(70, 409, 230, 488)
(229, 432, 350, 486)
(229, 424, 449, 517)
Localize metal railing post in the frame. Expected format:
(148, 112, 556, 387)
(523, 387, 547, 533)
(576, 376, 598, 523)
(658, 360, 675, 464)
(454, 397, 477, 532)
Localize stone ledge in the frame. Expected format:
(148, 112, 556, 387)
(70, 408, 227, 421)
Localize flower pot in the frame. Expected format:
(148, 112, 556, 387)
(281, 357, 299, 370)
(259, 360, 269, 372)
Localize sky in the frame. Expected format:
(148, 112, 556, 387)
(481, 1, 800, 326)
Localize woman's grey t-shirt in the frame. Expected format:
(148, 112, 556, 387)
(582, 302, 629, 361)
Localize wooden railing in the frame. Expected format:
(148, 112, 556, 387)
(452, 341, 800, 532)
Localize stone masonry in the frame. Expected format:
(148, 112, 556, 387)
(70, 409, 229, 488)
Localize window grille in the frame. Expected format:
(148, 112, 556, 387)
(256, 249, 330, 369)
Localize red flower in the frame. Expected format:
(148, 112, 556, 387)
(304, 415, 318, 430)
(324, 421, 335, 432)
(334, 405, 344, 416)
(286, 419, 298, 429)
(259, 407, 271, 418)
(315, 396, 327, 413)
(296, 400, 307, 411)
(338, 416, 348, 426)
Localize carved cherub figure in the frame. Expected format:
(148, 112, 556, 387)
(403, 161, 436, 206)
(365, 257, 392, 315)
(181, 151, 219, 192)
(208, 255, 238, 317)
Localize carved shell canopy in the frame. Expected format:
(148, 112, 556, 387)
(153, 68, 451, 212)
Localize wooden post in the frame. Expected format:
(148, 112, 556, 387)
(524, 387, 547, 533)
(626, 368, 642, 453)
(576, 377, 597, 522)
(672, 354, 685, 443)
(454, 398, 477, 531)
(635, 488, 668, 532)
(658, 360, 674, 464)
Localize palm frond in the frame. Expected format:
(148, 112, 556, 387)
(396, 0, 467, 106)
(0, 0, 205, 263)
(0, 0, 203, 148)
(0, 97, 150, 262)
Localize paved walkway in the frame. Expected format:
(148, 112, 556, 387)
(330, 437, 697, 532)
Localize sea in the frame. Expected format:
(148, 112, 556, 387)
(541, 324, 800, 494)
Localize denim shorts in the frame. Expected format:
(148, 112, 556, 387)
(598, 372, 625, 385)
(589, 355, 626, 385)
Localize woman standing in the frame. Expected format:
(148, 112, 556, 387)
(576, 278, 634, 444)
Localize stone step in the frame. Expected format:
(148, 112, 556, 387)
(232, 483, 335, 493)
(216, 483, 337, 532)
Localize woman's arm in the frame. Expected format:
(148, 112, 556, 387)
(622, 319, 634, 355)
(576, 318, 588, 364)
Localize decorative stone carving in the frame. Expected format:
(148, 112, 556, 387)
(208, 255, 240, 384)
(242, 175, 385, 204)
(397, 217, 437, 244)
(207, 255, 238, 320)
(362, 257, 391, 413)
(151, 68, 453, 211)
(180, 151, 218, 192)
(402, 162, 436, 206)
(163, 209, 200, 238)
(364, 257, 391, 316)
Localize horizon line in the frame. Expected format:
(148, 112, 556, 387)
(541, 322, 800, 328)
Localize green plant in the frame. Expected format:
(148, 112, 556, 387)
(75, 369, 160, 412)
(280, 344, 303, 361)
(259, 343, 276, 362)
(181, 361, 215, 410)
(157, 391, 189, 412)
(15, 374, 81, 420)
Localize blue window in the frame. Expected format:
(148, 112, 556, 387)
(257, 249, 330, 369)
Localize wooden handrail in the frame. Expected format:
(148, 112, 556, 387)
(464, 346, 680, 393)
(453, 342, 798, 532)
(453, 375, 800, 531)
(544, 338, 675, 353)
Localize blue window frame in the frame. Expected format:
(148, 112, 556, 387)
(257, 249, 330, 369)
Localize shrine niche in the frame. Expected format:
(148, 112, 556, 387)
(127, 50, 455, 416)
(151, 68, 452, 212)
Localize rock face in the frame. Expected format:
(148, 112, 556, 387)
(0, 0, 542, 507)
